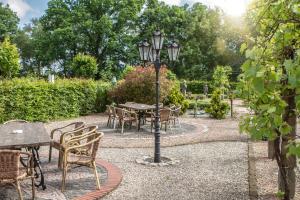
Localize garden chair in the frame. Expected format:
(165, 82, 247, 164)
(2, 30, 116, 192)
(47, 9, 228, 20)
(0, 150, 35, 200)
(60, 131, 104, 192)
(48, 122, 85, 165)
(106, 105, 115, 128)
(147, 108, 172, 133)
(169, 106, 182, 127)
(115, 107, 138, 134)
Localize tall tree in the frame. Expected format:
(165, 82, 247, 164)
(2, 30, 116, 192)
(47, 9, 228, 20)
(240, 0, 300, 199)
(178, 3, 222, 80)
(38, 0, 145, 78)
(0, 3, 19, 41)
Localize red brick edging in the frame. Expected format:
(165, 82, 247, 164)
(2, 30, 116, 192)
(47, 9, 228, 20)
(73, 159, 123, 200)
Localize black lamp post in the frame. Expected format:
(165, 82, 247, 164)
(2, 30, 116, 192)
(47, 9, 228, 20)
(138, 30, 180, 163)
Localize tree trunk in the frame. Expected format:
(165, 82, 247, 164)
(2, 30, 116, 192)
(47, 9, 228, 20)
(277, 46, 297, 200)
(279, 89, 297, 200)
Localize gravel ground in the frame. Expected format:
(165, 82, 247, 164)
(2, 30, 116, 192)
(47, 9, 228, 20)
(100, 141, 249, 200)
(253, 142, 300, 200)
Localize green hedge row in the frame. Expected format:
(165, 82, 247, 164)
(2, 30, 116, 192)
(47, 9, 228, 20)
(186, 80, 212, 94)
(0, 78, 111, 122)
(186, 80, 238, 94)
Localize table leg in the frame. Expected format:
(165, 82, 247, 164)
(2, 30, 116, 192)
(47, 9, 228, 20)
(32, 147, 47, 190)
(19, 147, 47, 190)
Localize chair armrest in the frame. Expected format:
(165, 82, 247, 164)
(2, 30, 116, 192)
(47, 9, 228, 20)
(51, 122, 84, 139)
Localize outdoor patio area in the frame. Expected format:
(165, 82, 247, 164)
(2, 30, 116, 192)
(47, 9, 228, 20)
(0, 100, 299, 200)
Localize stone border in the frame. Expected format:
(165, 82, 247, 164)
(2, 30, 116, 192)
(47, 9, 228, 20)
(136, 156, 180, 167)
(101, 122, 209, 148)
(73, 159, 122, 200)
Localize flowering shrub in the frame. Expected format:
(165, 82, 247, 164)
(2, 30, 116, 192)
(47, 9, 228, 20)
(109, 65, 175, 105)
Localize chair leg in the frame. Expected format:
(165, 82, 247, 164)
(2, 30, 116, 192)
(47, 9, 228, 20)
(165, 122, 167, 131)
(151, 121, 153, 133)
(107, 116, 111, 127)
(92, 161, 101, 189)
(48, 145, 52, 162)
(31, 176, 35, 200)
(16, 180, 23, 200)
(61, 162, 67, 192)
(58, 151, 63, 169)
(121, 121, 124, 134)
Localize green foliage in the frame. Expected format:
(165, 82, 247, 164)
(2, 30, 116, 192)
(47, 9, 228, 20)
(164, 86, 189, 113)
(240, 1, 299, 197)
(71, 54, 97, 78)
(119, 65, 135, 79)
(0, 78, 111, 122)
(0, 37, 20, 78)
(0, 3, 19, 40)
(187, 99, 210, 110)
(212, 65, 232, 94)
(186, 80, 212, 94)
(240, 0, 300, 142)
(109, 66, 175, 105)
(205, 89, 229, 119)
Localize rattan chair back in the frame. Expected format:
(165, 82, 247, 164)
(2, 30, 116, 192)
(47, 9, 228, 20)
(0, 150, 20, 180)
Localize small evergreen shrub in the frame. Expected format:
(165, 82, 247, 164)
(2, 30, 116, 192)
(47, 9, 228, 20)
(205, 89, 229, 119)
(71, 53, 97, 78)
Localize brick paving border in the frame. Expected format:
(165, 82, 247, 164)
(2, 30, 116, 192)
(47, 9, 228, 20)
(73, 159, 122, 200)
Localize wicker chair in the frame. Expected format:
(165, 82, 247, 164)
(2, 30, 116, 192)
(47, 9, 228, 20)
(49, 122, 85, 165)
(0, 150, 35, 200)
(56, 126, 97, 169)
(169, 106, 181, 127)
(106, 105, 114, 127)
(115, 107, 138, 134)
(147, 109, 171, 133)
(61, 131, 104, 192)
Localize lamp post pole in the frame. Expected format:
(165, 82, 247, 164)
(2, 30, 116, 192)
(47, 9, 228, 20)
(154, 51, 161, 163)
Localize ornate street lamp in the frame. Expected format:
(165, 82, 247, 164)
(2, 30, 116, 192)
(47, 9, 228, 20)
(138, 40, 151, 66)
(138, 30, 180, 163)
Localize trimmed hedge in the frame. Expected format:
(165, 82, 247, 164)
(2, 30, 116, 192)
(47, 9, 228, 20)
(186, 80, 212, 94)
(186, 80, 238, 94)
(0, 78, 111, 122)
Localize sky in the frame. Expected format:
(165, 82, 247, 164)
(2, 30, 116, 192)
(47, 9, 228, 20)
(0, 0, 251, 26)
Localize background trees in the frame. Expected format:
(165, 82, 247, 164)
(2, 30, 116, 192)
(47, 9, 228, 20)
(0, 3, 19, 41)
(0, 0, 248, 81)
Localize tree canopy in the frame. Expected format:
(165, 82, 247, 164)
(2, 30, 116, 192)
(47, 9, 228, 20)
(0, 3, 19, 41)
(0, 0, 249, 80)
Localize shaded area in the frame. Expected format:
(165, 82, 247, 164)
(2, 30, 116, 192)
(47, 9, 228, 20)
(0, 157, 108, 200)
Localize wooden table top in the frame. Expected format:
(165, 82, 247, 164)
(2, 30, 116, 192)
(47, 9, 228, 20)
(0, 122, 50, 149)
(119, 103, 155, 111)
